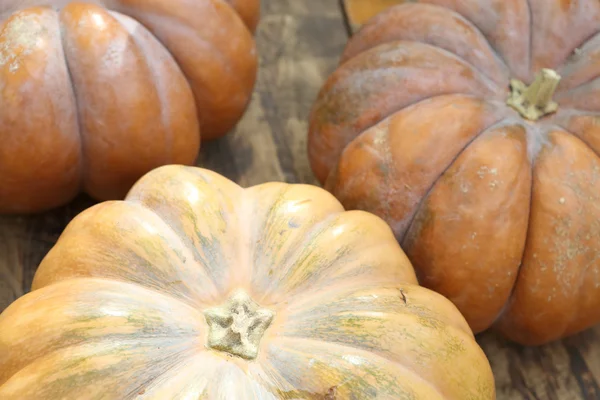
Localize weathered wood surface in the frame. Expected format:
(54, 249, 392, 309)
(0, 1, 598, 399)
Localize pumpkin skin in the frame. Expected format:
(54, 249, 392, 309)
(0, 0, 259, 214)
(0, 165, 495, 399)
(307, 0, 600, 346)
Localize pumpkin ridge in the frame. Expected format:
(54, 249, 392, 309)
(553, 111, 600, 160)
(108, 0, 257, 139)
(341, 3, 511, 87)
(279, 262, 412, 312)
(126, 169, 244, 296)
(55, 6, 86, 194)
(0, 6, 83, 212)
(556, 31, 600, 91)
(0, 277, 205, 388)
(109, 10, 194, 164)
(254, 210, 344, 304)
(399, 115, 509, 244)
(31, 200, 222, 304)
(541, 129, 600, 337)
(525, 0, 533, 77)
(493, 128, 600, 344)
(283, 284, 472, 336)
(0, 337, 199, 398)
(558, 75, 600, 99)
(308, 41, 502, 184)
(488, 129, 536, 330)
(250, 357, 297, 398)
(270, 336, 447, 399)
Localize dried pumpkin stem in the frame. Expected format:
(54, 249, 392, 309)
(204, 289, 275, 360)
(506, 68, 562, 121)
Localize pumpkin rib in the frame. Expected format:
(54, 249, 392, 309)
(0, 337, 200, 399)
(418, 0, 532, 82)
(57, 3, 202, 201)
(281, 284, 473, 339)
(119, 350, 197, 400)
(525, 0, 533, 76)
(494, 128, 600, 344)
(556, 76, 600, 113)
(556, 31, 600, 91)
(399, 116, 512, 244)
(341, 3, 510, 87)
(554, 109, 600, 158)
(252, 357, 299, 398)
(0, 277, 205, 388)
(325, 94, 510, 240)
(253, 209, 344, 302)
(108, 0, 257, 140)
(265, 216, 417, 304)
(487, 128, 536, 331)
(125, 167, 248, 295)
(547, 130, 600, 341)
(0, 7, 83, 213)
(279, 271, 410, 316)
(311, 91, 492, 187)
(555, 120, 600, 159)
(31, 201, 222, 306)
(109, 9, 199, 161)
(269, 337, 447, 399)
(55, 7, 86, 194)
(528, 0, 600, 74)
(245, 183, 352, 304)
(308, 41, 500, 184)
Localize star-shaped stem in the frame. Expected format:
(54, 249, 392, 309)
(203, 289, 275, 360)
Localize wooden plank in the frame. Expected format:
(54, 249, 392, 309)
(342, 0, 409, 31)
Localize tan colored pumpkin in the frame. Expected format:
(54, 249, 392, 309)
(308, 0, 600, 345)
(0, 0, 259, 214)
(0, 165, 495, 399)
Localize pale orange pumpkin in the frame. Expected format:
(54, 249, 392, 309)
(0, 165, 495, 399)
(0, 0, 259, 214)
(307, 0, 600, 345)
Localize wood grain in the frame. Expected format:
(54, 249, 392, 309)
(0, 1, 599, 399)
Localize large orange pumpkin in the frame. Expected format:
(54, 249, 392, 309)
(308, 0, 600, 345)
(0, 165, 495, 399)
(0, 0, 259, 214)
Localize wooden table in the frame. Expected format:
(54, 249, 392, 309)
(1, 1, 599, 399)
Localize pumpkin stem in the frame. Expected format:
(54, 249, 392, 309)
(506, 68, 562, 121)
(203, 289, 275, 360)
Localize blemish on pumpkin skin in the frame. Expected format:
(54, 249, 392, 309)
(325, 386, 337, 399)
(0, 11, 49, 74)
(398, 289, 408, 304)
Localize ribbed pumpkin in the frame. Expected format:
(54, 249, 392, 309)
(308, 0, 600, 345)
(0, 0, 258, 214)
(0, 165, 495, 399)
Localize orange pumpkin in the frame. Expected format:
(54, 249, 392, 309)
(0, 0, 259, 214)
(308, 0, 600, 345)
(0, 165, 495, 399)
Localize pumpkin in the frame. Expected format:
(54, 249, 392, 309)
(0, 165, 495, 399)
(343, 0, 407, 28)
(0, 0, 259, 214)
(307, 0, 600, 346)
